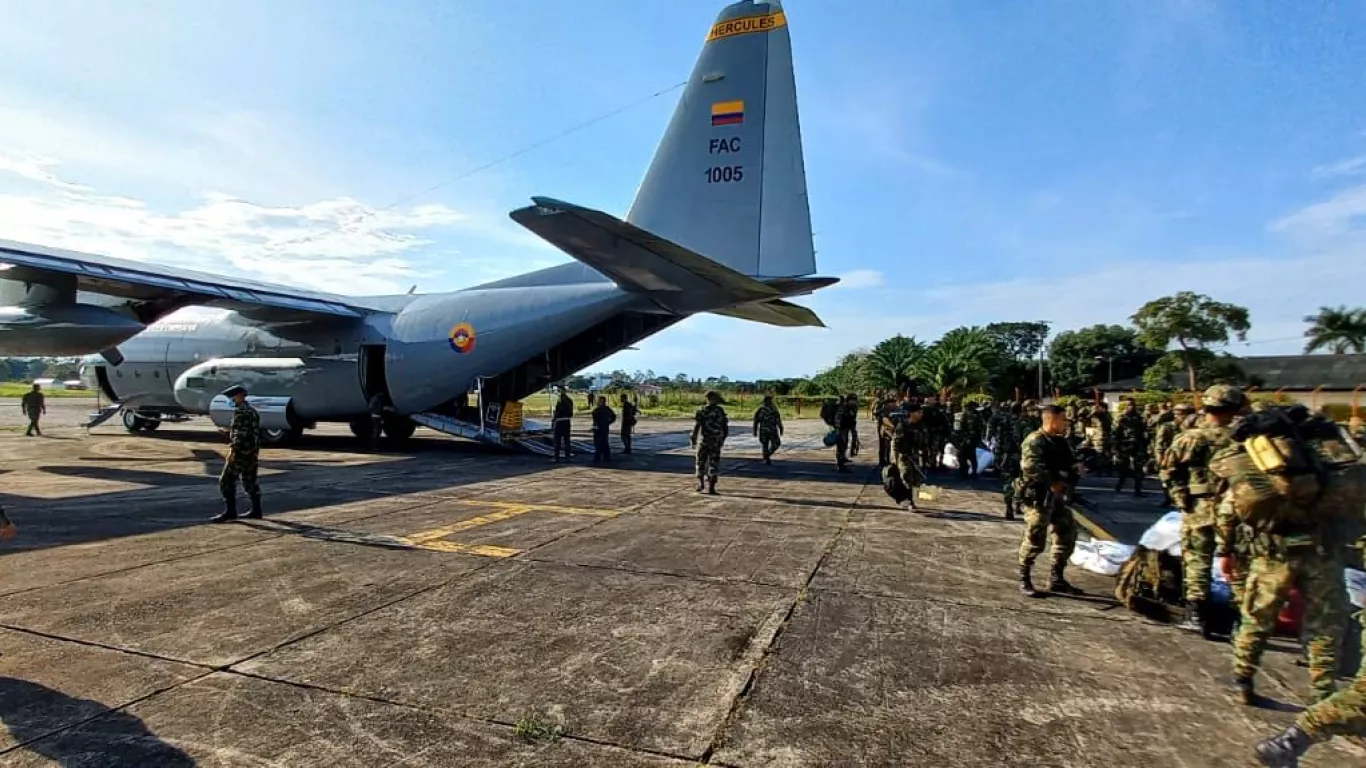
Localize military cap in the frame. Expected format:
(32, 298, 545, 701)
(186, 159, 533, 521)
(1201, 384, 1245, 410)
(1022, 398, 1038, 409)
(222, 384, 248, 398)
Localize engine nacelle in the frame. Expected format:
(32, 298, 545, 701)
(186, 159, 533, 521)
(0, 304, 144, 355)
(208, 394, 298, 432)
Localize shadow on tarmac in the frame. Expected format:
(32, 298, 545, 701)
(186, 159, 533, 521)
(0, 677, 194, 766)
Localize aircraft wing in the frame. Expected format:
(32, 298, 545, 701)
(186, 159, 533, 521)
(0, 238, 374, 324)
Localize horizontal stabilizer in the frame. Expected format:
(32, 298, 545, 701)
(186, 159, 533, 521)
(760, 276, 840, 296)
(511, 196, 784, 314)
(710, 299, 825, 328)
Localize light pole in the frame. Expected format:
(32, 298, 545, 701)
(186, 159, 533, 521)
(1094, 355, 1114, 385)
(1037, 320, 1052, 399)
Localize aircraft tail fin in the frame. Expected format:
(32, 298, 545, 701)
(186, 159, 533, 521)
(625, 0, 815, 279)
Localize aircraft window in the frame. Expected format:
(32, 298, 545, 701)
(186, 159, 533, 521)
(186, 377, 206, 388)
(153, 371, 160, 378)
(134, 370, 141, 377)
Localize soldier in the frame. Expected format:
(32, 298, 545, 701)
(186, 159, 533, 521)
(1253, 516, 1366, 764)
(691, 390, 729, 494)
(921, 396, 947, 471)
(211, 384, 263, 522)
(367, 392, 388, 452)
(619, 393, 638, 455)
(1221, 430, 1345, 707)
(834, 393, 860, 473)
(1160, 384, 1244, 638)
(752, 394, 784, 465)
(551, 389, 574, 462)
(591, 395, 615, 463)
(873, 394, 894, 467)
(1016, 404, 1082, 597)
(997, 401, 1024, 520)
(1111, 399, 1148, 496)
(21, 383, 45, 437)
(891, 401, 928, 510)
(1150, 403, 1189, 506)
(956, 401, 986, 479)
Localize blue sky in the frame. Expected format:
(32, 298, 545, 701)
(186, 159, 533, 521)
(2, 0, 1365, 379)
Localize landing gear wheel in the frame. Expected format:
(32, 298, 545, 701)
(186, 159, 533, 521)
(122, 410, 159, 433)
(348, 417, 371, 440)
(140, 417, 161, 432)
(259, 427, 295, 447)
(382, 416, 416, 442)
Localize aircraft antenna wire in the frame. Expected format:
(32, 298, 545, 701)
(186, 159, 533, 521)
(266, 80, 688, 254)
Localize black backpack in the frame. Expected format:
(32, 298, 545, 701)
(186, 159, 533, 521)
(820, 399, 838, 427)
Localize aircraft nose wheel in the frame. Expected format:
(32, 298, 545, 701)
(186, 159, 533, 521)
(259, 427, 295, 447)
(122, 410, 161, 433)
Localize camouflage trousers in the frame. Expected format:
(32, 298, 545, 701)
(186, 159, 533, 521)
(695, 441, 722, 481)
(1018, 502, 1077, 570)
(1296, 610, 1366, 740)
(1181, 518, 1217, 604)
(219, 450, 261, 499)
(998, 455, 1020, 504)
(1232, 552, 1345, 699)
(893, 450, 923, 490)
(758, 428, 781, 459)
(835, 428, 853, 466)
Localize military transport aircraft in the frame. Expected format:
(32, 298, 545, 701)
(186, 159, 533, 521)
(0, 0, 834, 452)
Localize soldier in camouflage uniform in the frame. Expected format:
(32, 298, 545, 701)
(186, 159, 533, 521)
(996, 401, 1025, 520)
(834, 393, 860, 473)
(873, 393, 895, 467)
(691, 390, 729, 494)
(212, 384, 263, 522)
(1160, 384, 1244, 637)
(1016, 404, 1081, 597)
(1254, 515, 1366, 765)
(891, 401, 927, 510)
(955, 402, 986, 479)
(1150, 403, 1190, 506)
(752, 395, 783, 465)
(1111, 399, 1148, 496)
(919, 397, 942, 470)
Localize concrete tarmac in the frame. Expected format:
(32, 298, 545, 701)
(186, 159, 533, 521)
(0, 403, 1361, 766)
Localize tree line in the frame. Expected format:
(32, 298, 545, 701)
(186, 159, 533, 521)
(0, 358, 82, 383)
(580, 294, 1366, 399)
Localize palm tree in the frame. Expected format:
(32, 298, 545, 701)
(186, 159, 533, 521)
(915, 328, 999, 398)
(863, 335, 926, 391)
(1304, 306, 1366, 354)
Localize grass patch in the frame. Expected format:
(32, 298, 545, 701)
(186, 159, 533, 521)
(0, 383, 96, 398)
(513, 711, 564, 745)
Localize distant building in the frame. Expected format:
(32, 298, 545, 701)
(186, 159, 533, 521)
(1095, 354, 1366, 407)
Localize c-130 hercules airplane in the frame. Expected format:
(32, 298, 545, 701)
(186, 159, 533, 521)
(0, 0, 834, 452)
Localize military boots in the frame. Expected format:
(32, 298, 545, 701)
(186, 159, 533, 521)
(211, 495, 238, 523)
(1003, 499, 1016, 521)
(706, 477, 718, 496)
(1047, 566, 1083, 595)
(1019, 565, 1040, 598)
(243, 493, 263, 520)
(1254, 724, 1311, 767)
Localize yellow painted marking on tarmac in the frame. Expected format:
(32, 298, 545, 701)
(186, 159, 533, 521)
(1069, 505, 1116, 542)
(410, 540, 522, 558)
(442, 498, 621, 517)
(403, 506, 535, 543)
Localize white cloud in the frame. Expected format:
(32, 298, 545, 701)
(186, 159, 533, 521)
(832, 269, 884, 289)
(0, 153, 482, 295)
(1268, 183, 1366, 242)
(1311, 154, 1366, 180)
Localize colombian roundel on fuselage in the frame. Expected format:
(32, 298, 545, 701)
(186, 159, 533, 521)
(448, 322, 476, 354)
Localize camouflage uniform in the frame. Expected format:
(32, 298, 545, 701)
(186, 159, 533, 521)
(1111, 404, 1148, 495)
(920, 401, 947, 470)
(955, 405, 986, 478)
(834, 395, 859, 472)
(1230, 518, 1344, 704)
(1214, 495, 1253, 608)
(996, 404, 1025, 519)
(1161, 412, 1235, 609)
(1016, 422, 1080, 592)
(752, 399, 783, 464)
(891, 406, 928, 505)
(691, 397, 729, 492)
(873, 396, 892, 467)
(216, 390, 262, 520)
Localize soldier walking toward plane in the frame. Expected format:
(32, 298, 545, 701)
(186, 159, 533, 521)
(211, 385, 263, 522)
(874, 393, 894, 467)
(956, 401, 985, 479)
(691, 390, 729, 494)
(834, 393, 860, 473)
(996, 401, 1025, 520)
(1160, 385, 1244, 638)
(1151, 403, 1190, 506)
(591, 396, 615, 463)
(619, 393, 637, 455)
(1016, 404, 1082, 598)
(551, 389, 574, 462)
(21, 383, 44, 437)
(752, 394, 783, 465)
(891, 401, 927, 510)
(1112, 398, 1148, 496)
